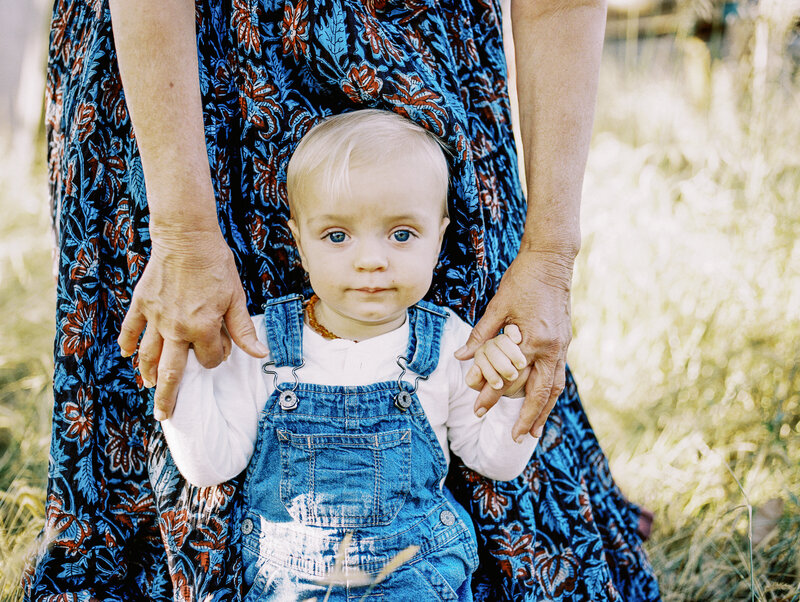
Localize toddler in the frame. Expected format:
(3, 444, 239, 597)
(162, 109, 538, 601)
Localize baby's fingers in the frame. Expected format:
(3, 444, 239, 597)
(465, 364, 486, 391)
(503, 324, 522, 345)
(493, 332, 527, 371)
(473, 348, 506, 390)
(484, 342, 521, 382)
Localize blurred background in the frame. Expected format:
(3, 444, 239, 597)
(1, 0, 798, 599)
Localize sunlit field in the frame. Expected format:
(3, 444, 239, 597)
(1, 8, 798, 601)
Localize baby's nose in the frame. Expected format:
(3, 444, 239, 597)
(353, 240, 388, 271)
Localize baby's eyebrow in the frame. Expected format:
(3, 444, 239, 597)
(305, 214, 345, 227)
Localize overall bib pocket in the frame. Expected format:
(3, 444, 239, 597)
(277, 428, 412, 527)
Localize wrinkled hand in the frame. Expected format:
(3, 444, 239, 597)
(118, 229, 268, 420)
(455, 249, 574, 442)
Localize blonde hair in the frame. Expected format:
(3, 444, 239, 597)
(286, 109, 449, 216)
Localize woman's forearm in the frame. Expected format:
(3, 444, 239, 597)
(109, 0, 219, 235)
(511, 0, 607, 260)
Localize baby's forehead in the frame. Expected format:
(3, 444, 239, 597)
(292, 159, 447, 220)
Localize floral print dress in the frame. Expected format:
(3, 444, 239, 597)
(25, 0, 660, 599)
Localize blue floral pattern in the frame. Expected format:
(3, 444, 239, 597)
(25, 0, 660, 599)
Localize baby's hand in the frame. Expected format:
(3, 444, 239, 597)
(465, 325, 530, 410)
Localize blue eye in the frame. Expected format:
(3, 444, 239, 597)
(392, 230, 412, 242)
(327, 231, 347, 243)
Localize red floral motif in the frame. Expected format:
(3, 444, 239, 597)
(100, 71, 127, 126)
(469, 226, 486, 271)
(86, 138, 126, 203)
(64, 389, 93, 446)
(478, 171, 502, 222)
(289, 107, 318, 136)
(69, 242, 98, 282)
(252, 144, 288, 207)
(533, 546, 579, 597)
(357, 10, 403, 63)
(239, 63, 282, 136)
(406, 30, 437, 70)
(49, 0, 72, 64)
(160, 508, 191, 551)
(197, 481, 237, 509)
(74, 100, 97, 143)
(126, 248, 146, 283)
(171, 568, 193, 602)
(233, 0, 261, 54)
(460, 465, 510, 520)
(491, 523, 535, 584)
(45, 494, 92, 555)
(103, 200, 133, 253)
(282, 0, 309, 61)
(190, 515, 228, 574)
(61, 295, 97, 358)
(104, 413, 145, 476)
(398, 0, 430, 23)
(365, 0, 388, 14)
(445, 14, 478, 67)
(470, 129, 493, 159)
(522, 458, 547, 496)
(112, 485, 156, 530)
(341, 63, 384, 103)
(212, 147, 232, 206)
(386, 73, 447, 137)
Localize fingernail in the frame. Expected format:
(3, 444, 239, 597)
(455, 345, 467, 356)
(153, 408, 166, 421)
(533, 425, 544, 438)
(142, 378, 154, 389)
(514, 435, 525, 444)
(475, 407, 487, 418)
(120, 349, 131, 358)
(492, 381, 503, 390)
(256, 342, 269, 355)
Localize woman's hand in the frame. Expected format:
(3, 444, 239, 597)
(455, 249, 574, 442)
(118, 229, 268, 421)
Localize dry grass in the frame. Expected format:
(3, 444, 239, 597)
(571, 22, 800, 602)
(0, 137, 54, 600)
(1, 12, 799, 600)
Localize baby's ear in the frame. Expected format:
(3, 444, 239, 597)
(287, 218, 308, 268)
(438, 216, 450, 246)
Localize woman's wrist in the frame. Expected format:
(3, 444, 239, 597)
(518, 236, 581, 264)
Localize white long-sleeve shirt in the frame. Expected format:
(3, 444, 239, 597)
(162, 309, 538, 488)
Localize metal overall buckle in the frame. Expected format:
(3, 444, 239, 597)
(262, 360, 305, 411)
(393, 356, 428, 412)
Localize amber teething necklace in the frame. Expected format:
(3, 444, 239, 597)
(305, 294, 349, 341)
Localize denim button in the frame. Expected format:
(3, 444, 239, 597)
(279, 390, 299, 411)
(440, 509, 456, 526)
(241, 518, 254, 535)
(394, 391, 413, 411)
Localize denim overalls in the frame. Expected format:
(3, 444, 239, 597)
(240, 295, 479, 601)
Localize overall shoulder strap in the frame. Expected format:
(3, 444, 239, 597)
(263, 294, 304, 367)
(403, 300, 449, 378)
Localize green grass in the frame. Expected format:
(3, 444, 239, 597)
(1, 21, 799, 602)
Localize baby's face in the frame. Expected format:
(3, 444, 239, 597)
(288, 155, 448, 340)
